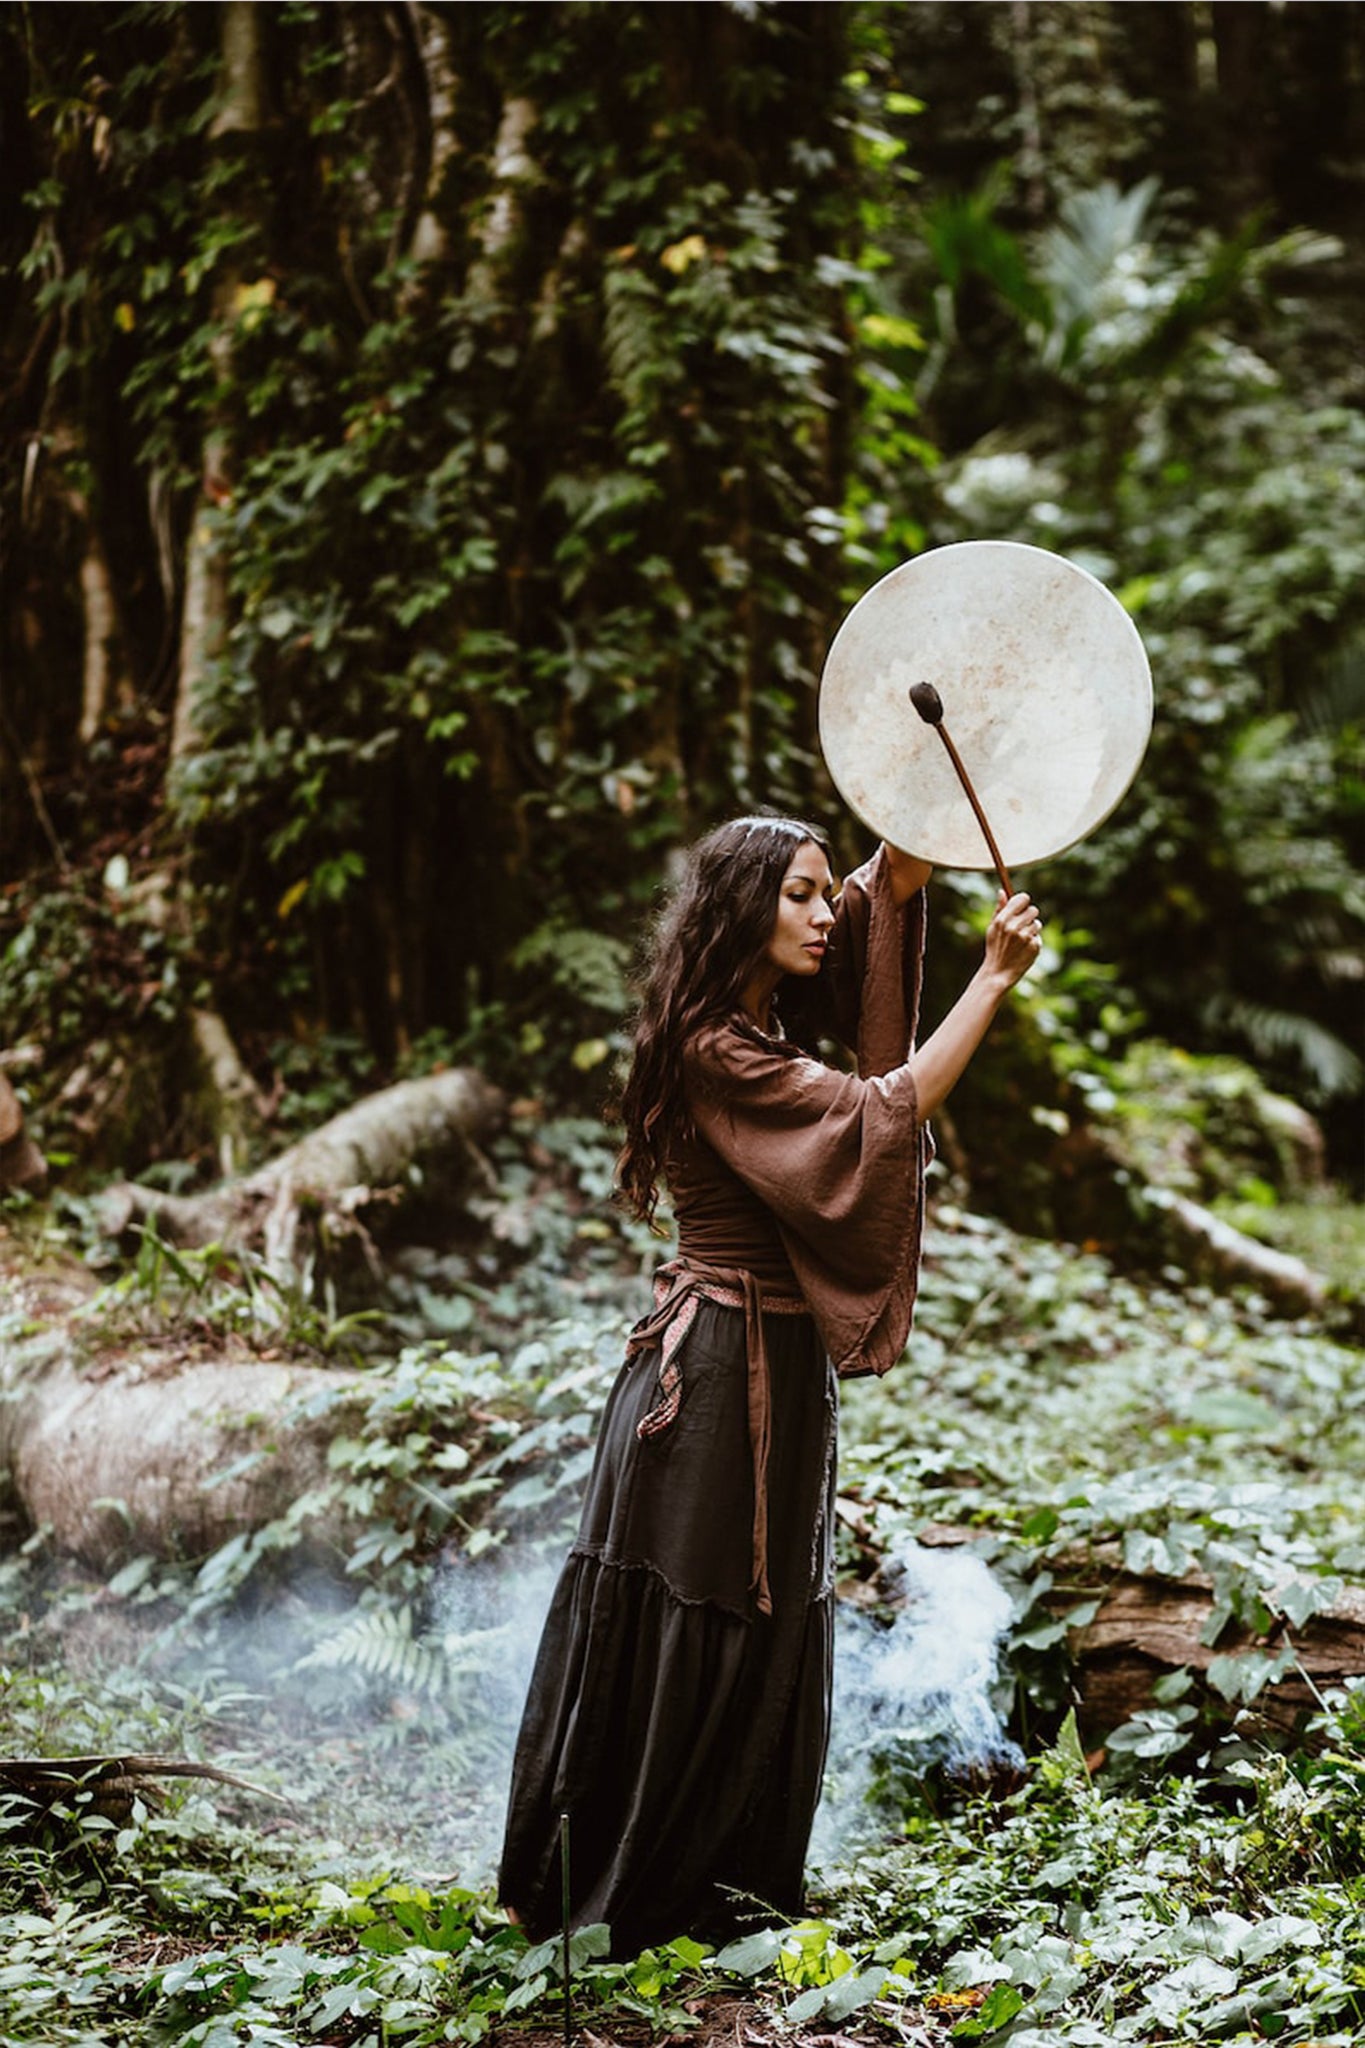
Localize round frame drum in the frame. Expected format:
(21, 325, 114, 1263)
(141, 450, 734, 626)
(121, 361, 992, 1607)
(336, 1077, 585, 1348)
(819, 541, 1152, 871)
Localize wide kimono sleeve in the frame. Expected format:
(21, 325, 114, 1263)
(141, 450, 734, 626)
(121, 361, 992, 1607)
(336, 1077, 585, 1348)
(785, 846, 928, 1077)
(683, 1025, 928, 1381)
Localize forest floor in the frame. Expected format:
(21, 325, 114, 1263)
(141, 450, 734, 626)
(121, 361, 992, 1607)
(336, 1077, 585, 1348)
(3, 1137, 1365, 2045)
(482, 1991, 960, 2048)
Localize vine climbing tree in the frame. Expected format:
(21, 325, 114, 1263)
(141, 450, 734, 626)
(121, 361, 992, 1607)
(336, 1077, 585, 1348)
(0, 0, 1362, 1179)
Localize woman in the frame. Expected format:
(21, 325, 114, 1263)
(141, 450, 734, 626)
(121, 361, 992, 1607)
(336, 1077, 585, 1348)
(499, 815, 1042, 1958)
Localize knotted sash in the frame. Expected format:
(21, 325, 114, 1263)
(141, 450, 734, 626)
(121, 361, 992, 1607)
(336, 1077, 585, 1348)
(625, 1258, 810, 1618)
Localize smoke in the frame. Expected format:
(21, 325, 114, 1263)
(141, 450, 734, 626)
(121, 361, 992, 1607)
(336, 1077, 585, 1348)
(811, 1543, 1023, 1870)
(137, 1552, 561, 1885)
(420, 1552, 561, 1880)
(141, 1538, 1016, 1891)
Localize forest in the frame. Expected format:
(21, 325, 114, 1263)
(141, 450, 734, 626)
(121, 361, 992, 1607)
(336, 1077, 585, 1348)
(1, 3, 1364, 2044)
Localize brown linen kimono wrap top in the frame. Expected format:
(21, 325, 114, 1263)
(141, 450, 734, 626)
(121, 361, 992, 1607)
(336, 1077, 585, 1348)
(498, 848, 929, 1959)
(676, 845, 930, 1380)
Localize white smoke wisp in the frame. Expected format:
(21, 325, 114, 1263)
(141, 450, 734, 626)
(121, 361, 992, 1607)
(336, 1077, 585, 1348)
(811, 1543, 1023, 1871)
(421, 1553, 561, 1884)
(136, 1553, 563, 1888)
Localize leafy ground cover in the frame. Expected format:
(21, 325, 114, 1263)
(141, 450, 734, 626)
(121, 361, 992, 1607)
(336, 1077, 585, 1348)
(3, 1136, 1365, 2045)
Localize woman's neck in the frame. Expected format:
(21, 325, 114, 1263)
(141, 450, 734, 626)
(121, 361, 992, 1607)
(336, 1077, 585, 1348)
(740, 966, 779, 1033)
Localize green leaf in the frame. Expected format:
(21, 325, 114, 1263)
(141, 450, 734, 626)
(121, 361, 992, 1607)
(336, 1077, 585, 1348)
(502, 1973, 549, 2013)
(1036, 1707, 1092, 1789)
(1206, 1645, 1297, 1703)
(953, 1982, 1025, 2037)
(1185, 1390, 1279, 1435)
(713, 1927, 785, 1977)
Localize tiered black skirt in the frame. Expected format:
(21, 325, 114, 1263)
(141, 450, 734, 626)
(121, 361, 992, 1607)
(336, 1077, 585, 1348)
(499, 1297, 838, 1959)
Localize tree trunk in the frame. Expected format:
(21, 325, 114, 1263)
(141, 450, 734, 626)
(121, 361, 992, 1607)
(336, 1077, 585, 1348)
(191, 1006, 269, 1178)
(77, 527, 120, 743)
(97, 1065, 504, 1271)
(171, 498, 230, 769)
(402, 1, 460, 284)
(1210, 1, 1271, 221)
(170, 0, 267, 772)
(464, 90, 538, 306)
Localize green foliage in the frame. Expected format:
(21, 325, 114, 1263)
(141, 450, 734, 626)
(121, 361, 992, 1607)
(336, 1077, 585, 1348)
(841, 1206, 1365, 1753)
(910, 172, 1365, 1145)
(1094, 1039, 1330, 1204)
(0, 2, 889, 1119)
(5, 1169, 1365, 2043)
(88, 2, 866, 1088)
(0, 868, 197, 1163)
(6, 16, 1365, 2043)
(835, 12, 1365, 1173)
(4, 3, 1364, 1184)
(83, 1220, 386, 1355)
(821, 1730, 1365, 2044)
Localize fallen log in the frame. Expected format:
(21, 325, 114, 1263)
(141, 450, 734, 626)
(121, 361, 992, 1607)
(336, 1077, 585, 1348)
(0, 1753, 291, 1828)
(910, 1527, 1365, 1745)
(1048, 1125, 1347, 1325)
(0, 1235, 368, 1566)
(1140, 1185, 1330, 1322)
(1066, 1567, 1365, 1741)
(0, 1337, 367, 1569)
(98, 1065, 504, 1274)
(2, 1070, 506, 1570)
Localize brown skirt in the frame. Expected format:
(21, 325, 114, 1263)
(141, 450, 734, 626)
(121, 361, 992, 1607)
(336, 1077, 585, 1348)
(498, 1297, 838, 1959)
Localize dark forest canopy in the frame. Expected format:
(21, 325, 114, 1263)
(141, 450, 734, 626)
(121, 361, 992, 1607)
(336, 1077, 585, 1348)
(0, 1, 1362, 1182)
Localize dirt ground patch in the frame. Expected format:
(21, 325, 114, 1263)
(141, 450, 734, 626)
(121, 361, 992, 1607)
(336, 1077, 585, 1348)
(487, 1989, 956, 2048)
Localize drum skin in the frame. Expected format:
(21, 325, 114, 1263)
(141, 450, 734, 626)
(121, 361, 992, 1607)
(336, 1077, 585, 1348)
(818, 541, 1152, 871)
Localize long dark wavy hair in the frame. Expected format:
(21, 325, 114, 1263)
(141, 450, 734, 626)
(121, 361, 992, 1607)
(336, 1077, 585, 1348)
(615, 813, 832, 1225)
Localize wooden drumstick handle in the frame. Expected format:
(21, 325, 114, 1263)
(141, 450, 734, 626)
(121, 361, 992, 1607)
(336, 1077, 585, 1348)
(909, 682, 1014, 897)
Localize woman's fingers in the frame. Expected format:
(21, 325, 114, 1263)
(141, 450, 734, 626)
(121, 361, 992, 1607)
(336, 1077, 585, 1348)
(987, 892, 1043, 980)
(998, 892, 1042, 933)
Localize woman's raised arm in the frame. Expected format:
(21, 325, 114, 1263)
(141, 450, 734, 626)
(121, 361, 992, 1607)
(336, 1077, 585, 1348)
(906, 889, 1041, 1117)
(880, 840, 934, 906)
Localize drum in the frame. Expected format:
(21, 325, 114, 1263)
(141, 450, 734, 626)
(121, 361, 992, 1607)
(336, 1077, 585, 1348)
(818, 541, 1152, 870)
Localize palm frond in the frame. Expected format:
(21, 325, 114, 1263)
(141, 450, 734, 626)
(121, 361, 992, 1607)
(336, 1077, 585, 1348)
(1038, 176, 1160, 331)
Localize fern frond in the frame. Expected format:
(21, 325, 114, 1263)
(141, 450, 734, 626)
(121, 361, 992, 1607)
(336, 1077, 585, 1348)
(295, 1605, 448, 1698)
(1210, 998, 1363, 1098)
(296, 1604, 519, 1706)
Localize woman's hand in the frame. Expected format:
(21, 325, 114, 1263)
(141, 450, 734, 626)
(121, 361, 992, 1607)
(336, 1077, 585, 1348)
(903, 890, 1042, 1118)
(983, 890, 1043, 990)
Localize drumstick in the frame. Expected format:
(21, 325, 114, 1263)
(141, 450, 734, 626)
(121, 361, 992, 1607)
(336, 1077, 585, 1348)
(909, 682, 1014, 897)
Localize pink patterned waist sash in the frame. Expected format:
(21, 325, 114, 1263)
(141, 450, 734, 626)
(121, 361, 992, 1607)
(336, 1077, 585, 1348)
(624, 1257, 810, 1619)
